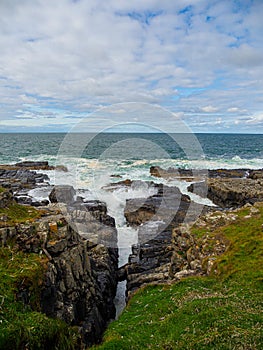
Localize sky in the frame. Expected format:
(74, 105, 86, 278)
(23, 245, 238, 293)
(0, 0, 263, 133)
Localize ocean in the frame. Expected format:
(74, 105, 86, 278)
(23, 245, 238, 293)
(1, 132, 262, 316)
(1, 132, 263, 165)
(1, 132, 262, 200)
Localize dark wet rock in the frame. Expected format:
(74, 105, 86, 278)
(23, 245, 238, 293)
(150, 165, 250, 180)
(149, 166, 159, 177)
(0, 161, 67, 195)
(117, 265, 128, 282)
(124, 183, 210, 295)
(0, 167, 49, 191)
(54, 165, 68, 172)
(15, 195, 49, 207)
(0, 188, 13, 208)
(42, 230, 118, 346)
(31, 199, 50, 207)
(248, 169, 263, 179)
(126, 228, 173, 295)
(15, 196, 33, 205)
(150, 165, 179, 178)
(150, 166, 206, 181)
(49, 185, 76, 204)
(14, 161, 68, 172)
(70, 208, 117, 249)
(104, 179, 155, 192)
(124, 184, 192, 226)
(114, 179, 133, 186)
(15, 161, 50, 168)
(110, 174, 122, 178)
(83, 200, 107, 216)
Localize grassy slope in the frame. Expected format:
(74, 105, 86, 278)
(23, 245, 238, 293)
(93, 205, 263, 350)
(0, 202, 42, 227)
(0, 246, 80, 350)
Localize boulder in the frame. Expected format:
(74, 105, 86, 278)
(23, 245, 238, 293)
(248, 169, 263, 180)
(31, 199, 50, 207)
(83, 200, 107, 215)
(124, 184, 193, 226)
(15, 196, 33, 205)
(49, 185, 76, 204)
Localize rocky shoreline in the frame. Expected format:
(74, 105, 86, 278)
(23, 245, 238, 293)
(121, 166, 263, 298)
(1, 161, 263, 348)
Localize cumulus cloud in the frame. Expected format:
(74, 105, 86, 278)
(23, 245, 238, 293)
(227, 107, 248, 113)
(0, 0, 262, 132)
(246, 114, 263, 125)
(200, 106, 219, 113)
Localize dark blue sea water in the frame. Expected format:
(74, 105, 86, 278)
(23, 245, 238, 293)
(0, 133, 262, 167)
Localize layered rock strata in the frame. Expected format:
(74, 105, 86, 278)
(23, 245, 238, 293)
(122, 183, 209, 296)
(150, 165, 263, 208)
(0, 189, 118, 346)
(187, 176, 263, 208)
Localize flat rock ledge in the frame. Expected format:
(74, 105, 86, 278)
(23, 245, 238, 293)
(188, 177, 263, 208)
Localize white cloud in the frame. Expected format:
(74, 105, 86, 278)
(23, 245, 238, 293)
(226, 107, 249, 116)
(200, 106, 219, 113)
(246, 114, 263, 125)
(227, 107, 241, 113)
(0, 0, 263, 132)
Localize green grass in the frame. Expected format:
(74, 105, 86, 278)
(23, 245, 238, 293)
(0, 202, 42, 227)
(93, 205, 263, 350)
(0, 245, 80, 350)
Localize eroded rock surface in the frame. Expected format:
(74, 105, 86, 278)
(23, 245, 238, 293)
(150, 165, 250, 180)
(49, 185, 76, 204)
(123, 183, 210, 295)
(0, 190, 118, 347)
(0, 167, 49, 190)
(150, 165, 263, 209)
(188, 177, 263, 208)
(124, 184, 191, 226)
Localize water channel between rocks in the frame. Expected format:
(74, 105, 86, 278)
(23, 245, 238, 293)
(28, 168, 214, 319)
(95, 182, 158, 319)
